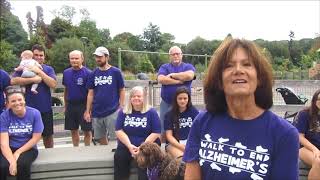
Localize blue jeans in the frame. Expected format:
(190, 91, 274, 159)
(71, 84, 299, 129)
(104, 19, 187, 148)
(159, 99, 172, 133)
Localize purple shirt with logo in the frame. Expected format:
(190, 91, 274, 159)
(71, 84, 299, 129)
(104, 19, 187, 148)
(0, 106, 44, 149)
(13, 64, 56, 113)
(183, 110, 299, 180)
(62, 67, 91, 101)
(164, 106, 199, 140)
(157, 62, 195, 104)
(294, 110, 320, 149)
(86, 67, 124, 118)
(115, 108, 161, 148)
(0, 69, 10, 113)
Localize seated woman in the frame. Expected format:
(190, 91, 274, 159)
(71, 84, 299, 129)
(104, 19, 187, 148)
(294, 89, 320, 180)
(0, 86, 44, 180)
(114, 86, 161, 180)
(164, 86, 199, 159)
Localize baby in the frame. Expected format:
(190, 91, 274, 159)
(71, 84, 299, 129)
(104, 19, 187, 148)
(15, 50, 43, 94)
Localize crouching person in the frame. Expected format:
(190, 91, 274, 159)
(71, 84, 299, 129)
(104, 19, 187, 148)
(0, 87, 44, 180)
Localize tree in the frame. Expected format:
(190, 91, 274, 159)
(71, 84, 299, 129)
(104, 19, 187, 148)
(0, 0, 28, 55)
(47, 17, 74, 43)
(0, 40, 18, 72)
(52, 5, 76, 23)
(136, 55, 155, 73)
(113, 32, 144, 51)
(142, 23, 164, 51)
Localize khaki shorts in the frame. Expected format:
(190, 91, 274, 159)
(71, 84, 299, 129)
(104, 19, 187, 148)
(92, 110, 118, 140)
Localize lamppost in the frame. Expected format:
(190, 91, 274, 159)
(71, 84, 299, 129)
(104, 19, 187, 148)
(80, 37, 89, 66)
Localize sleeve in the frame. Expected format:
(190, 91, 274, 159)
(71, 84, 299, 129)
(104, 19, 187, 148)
(62, 71, 66, 86)
(182, 112, 204, 162)
(185, 63, 196, 72)
(46, 66, 57, 80)
(150, 109, 161, 133)
(0, 113, 9, 132)
(86, 71, 94, 89)
(270, 127, 299, 180)
(157, 64, 168, 76)
(115, 110, 125, 131)
(164, 111, 173, 130)
(32, 109, 44, 133)
(1, 70, 10, 88)
(293, 111, 309, 134)
(117, 69, 125, 89)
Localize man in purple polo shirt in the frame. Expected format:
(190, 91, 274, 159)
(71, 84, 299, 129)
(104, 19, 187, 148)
(63, 50, 92, 147)
(84, 46, 125, 145)
(11, 44, 57, 148)
(157, 46, 196, 140)
(0, 69, 11, 114)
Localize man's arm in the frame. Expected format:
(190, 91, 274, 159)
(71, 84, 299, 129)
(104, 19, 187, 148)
(84, 89, 94, 122)
(169, 70, 195, 81)
(11, 76, 42, 86)
(119, 88, 125, 109)
(30, 66, 57, 88)
(157, 74, 183, 85)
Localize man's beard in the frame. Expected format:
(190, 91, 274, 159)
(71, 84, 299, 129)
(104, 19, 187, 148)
(97, 60, 106, 67)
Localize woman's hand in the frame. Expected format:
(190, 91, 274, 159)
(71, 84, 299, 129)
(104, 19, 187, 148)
(13, 150, 21, 161)
(129, 144, 139, 157)
(9, 160, 17, 176)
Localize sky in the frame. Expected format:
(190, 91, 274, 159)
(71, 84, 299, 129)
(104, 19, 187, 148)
(9, 0, 320, 44)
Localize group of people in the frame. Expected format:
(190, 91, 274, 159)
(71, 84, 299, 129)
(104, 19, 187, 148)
(0, 38, 319, 180)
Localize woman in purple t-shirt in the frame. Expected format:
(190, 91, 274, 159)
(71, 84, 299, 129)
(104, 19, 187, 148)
(164, 86, 199, 159)
(294, 89, 320, 179)
(0, 87, 44, 180)
(114, 86, 161, 180)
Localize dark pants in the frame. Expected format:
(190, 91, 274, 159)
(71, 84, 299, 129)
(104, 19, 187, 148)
(114, 146, 147, 180)
(0, 147, 38, 180)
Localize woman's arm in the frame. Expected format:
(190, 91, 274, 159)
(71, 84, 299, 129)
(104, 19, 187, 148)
(115, 130, 138, 155)
(185, 161, 201, 180)
(144, 133, 160, 143)
(165, 130, 185, 151)
(13, 133, 42, 160)
(299, 133, 319, 152)
(0, 132, 17, 175)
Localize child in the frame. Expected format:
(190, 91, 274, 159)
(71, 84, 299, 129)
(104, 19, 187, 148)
(15, 50, 43, 94)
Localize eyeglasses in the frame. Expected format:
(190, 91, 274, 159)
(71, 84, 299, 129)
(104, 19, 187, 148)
(170, 53, 182, 56)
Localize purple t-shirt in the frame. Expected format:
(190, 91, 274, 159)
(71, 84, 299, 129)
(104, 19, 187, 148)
(12, 64, 56, 113)
(62, 67, 91, 101)
(86, 67, 124, 118)
(164, 106, 199, 140)
(183, 110, 299, 180)
(115, 108, 161, 148)
(0, 69, 10, 113)
(0, 106, 44, 149)
(157, 62, 195, 104)
(294, 110, 320, 149)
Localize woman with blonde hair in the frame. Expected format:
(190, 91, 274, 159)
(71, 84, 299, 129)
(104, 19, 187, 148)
(114, 86, 161, 180)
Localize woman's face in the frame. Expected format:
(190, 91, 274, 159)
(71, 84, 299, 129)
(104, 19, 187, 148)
(316, 94, 320, 109)
(177, 93, 189, 109)
(131, 90, 144, 108)
(222, 47, 258, 97)
(7, 93, 26, 113)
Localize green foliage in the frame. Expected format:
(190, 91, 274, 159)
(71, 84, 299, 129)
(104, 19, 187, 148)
(0, 40, 19, 72)
(136, 55, 155, 73)
(113, 32, 144, 50)
(195, 63, 206, 74)
(0, 0, 28, 55)
(142, 23, 164, 51)
(47, 17, 74, 43)
(47, 37, 84, 73)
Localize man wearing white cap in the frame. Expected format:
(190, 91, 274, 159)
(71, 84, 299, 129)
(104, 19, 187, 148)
(84, 46, 125, 145)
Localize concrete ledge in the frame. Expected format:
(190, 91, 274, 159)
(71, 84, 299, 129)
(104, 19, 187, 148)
(31, 142, 138, 180)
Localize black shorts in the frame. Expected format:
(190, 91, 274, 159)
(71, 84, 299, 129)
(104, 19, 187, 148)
(40, 111, 54, 137)
(65, 100, 92, 131)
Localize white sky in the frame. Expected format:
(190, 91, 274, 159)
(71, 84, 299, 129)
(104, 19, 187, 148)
(9, 0, 320, 44)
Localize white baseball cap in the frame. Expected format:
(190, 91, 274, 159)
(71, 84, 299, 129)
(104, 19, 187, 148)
(93, 46, 109, 56)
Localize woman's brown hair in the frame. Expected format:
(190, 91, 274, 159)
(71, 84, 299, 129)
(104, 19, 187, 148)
(203, 38, 274, 113)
